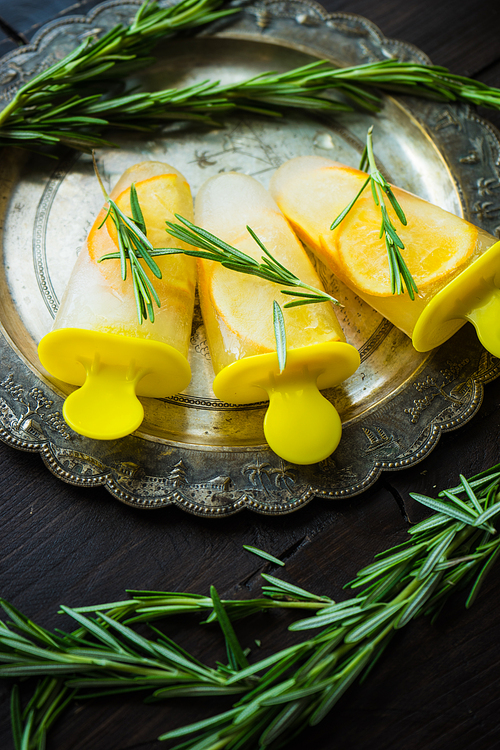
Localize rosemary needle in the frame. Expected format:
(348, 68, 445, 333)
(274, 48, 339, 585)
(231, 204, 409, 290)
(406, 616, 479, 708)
(243, 545, 286, 567)
(272, 300, 287, 373)
(331, 126, 418, 298)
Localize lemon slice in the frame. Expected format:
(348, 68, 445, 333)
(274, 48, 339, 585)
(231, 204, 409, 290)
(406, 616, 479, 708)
(334, 186, 477, 296)
(87, 173, 194, 296)
(270, 158, 364, 266)
(198, 217, 344, 365)
(271, 156, 478, 297)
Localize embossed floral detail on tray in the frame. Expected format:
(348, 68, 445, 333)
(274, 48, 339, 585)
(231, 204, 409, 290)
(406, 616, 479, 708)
(477, 177, 500, 197)
(472, 201, 500, 223)
(50, 446, 108, 477)
(434, 110, 463, 131)
(244, 4, 273, 31)
(0, 374, 70, 439)
(313, 454, 358, 482)
(189, 120, 283, 178)
(362, 425, 399, 453)
(404, 359, 471, 424)
(242, 456, 299, 498)
(113, 458, 233, 502)
(244, 0, 325, 28)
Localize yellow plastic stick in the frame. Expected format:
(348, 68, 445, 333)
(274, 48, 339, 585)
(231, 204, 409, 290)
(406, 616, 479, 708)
(39, 329, 190, 440)
(413, 240, 500, 356)
(213, 342, 360, 465)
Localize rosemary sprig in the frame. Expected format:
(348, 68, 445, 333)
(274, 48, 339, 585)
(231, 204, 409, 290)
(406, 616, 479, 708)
(0, 589, 322, 749)
(161, 465, 500, 748)
(162, 214, 341, 308)
(331, 126, 418, 298)
(97, 187, 339, 328)
(3, 462, 500, 748)
(92, 156, 173, 324)
(96, 171, 338, 333)
(0, 0, 237, 151)
(3, 11, 500, 154)
(100, 190, 164, 324)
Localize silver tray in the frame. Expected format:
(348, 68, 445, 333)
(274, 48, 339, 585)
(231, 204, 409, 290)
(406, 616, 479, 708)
(1, 0, 499, 515)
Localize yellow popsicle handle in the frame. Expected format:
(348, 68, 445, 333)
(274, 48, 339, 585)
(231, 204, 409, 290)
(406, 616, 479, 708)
(38, 328, 191, 440)
(263, 373, 342, 465)
(463, 287, 500, 357)
(212, 341, 360, 464)
(413, 240, 500, 355)
(63, 359, 147, 440)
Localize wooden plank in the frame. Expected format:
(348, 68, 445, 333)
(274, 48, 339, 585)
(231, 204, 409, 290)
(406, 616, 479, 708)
(321, 0, 500, 75)
(0, 0, 103, 42)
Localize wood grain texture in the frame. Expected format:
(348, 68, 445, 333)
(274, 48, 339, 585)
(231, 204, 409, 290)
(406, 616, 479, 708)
(320, 0, 500, 75)
(1, 0, 500, 748)
(0, 0, 102, 40)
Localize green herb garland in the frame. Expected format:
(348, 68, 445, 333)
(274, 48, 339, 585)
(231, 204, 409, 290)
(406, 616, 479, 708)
(0, 0, 239, 152)
(2, 462, 500, 749)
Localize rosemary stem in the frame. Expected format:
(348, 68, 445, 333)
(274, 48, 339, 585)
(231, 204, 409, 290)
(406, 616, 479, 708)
(266, 601, 329, 610)
(0, 92, 27, 127)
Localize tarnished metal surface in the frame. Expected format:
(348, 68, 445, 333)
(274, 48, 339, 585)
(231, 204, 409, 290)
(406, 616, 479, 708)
(0, 0, 499, 514)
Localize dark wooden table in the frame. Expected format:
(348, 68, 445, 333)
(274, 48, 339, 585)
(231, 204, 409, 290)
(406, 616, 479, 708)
(1, 1, 500, 748)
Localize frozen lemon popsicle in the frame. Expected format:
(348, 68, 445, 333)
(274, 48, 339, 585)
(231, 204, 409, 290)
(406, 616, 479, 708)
(38, 161, 196, 440)
(270, 155, 500, 357)
(195, 172, 360, 465)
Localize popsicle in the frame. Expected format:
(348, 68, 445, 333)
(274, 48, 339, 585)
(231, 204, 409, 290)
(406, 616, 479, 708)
(194, 172, 360, 465)
(270, 155, 500, 357)
(38, 161, 197, 440)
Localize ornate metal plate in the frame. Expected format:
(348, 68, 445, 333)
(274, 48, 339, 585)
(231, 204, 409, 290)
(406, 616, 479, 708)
(1, 0, 499, 515)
